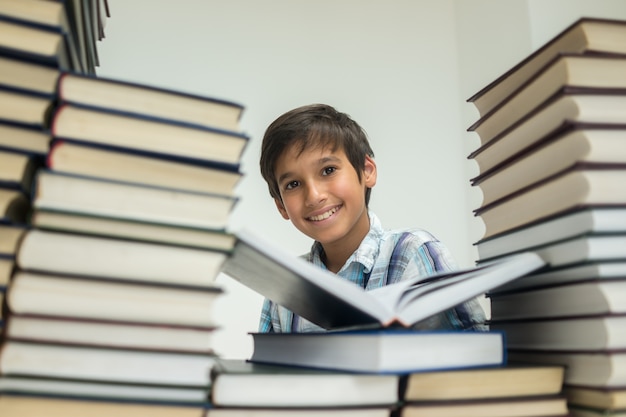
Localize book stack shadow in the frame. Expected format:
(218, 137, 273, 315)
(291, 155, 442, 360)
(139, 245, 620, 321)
(466, 17, 626, 417)
(0, 1, 252, 416)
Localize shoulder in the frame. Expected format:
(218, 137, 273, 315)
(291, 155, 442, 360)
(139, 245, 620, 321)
(384, 227, 458, 273)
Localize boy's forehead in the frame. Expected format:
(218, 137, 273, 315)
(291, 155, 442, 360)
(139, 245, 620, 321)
(281, 139, 340, 159)
(280, 141, 342, 161)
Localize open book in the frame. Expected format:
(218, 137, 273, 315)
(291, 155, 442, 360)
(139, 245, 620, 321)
(221, 229, 546, 330)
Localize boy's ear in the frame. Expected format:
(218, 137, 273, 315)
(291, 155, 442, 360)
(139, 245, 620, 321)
(274, 198, 290, 220)
(363, 155, 377, 188)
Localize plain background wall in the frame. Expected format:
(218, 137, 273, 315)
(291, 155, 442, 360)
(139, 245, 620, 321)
(96, 0, 626, 359)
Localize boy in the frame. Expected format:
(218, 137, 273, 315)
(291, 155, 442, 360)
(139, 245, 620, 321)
(258, 103, 486, 333)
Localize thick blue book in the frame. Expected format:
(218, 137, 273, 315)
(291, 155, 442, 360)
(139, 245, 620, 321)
(249, 329, 507, 374)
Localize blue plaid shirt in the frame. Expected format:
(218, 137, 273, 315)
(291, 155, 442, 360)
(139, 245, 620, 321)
(258, 211, 487, 332)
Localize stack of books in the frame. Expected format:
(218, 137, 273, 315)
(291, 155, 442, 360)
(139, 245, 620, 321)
(0, 1, 251, 416)
(398, 365, 567, 417)
(0, 0, 91, 330)
(207, 359, 568, 417)
(466, 17, 626, 417)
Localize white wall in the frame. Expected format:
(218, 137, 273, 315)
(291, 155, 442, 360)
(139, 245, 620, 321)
(96, 0, 626, 359)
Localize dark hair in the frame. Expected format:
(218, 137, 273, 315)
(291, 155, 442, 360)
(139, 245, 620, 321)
(260, 104, 375, 205)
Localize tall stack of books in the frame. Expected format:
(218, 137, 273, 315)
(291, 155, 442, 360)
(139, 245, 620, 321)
(0, 1, 251, 416)
(0, 0, 96, 331)
(466, 17, 626, 417)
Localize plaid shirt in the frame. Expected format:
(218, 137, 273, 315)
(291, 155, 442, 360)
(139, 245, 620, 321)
(258, 211, 487, 332)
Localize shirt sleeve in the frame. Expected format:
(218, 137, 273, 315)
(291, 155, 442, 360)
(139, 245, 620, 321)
(258, 298, 275, 332)
(400, 232, 488, 331)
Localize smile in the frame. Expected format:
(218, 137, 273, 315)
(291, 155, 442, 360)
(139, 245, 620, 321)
(307, 206, 339, 222)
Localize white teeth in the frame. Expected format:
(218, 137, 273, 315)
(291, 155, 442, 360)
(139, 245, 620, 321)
(309, 207, 338, 221)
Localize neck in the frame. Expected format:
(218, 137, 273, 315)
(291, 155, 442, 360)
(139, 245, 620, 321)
(320, 211, 370, 273)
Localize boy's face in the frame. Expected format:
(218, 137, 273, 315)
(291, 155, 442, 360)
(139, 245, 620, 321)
(273, 143, 377, 248)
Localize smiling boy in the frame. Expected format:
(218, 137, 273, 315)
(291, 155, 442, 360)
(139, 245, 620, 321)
(258, 104, 486, 332)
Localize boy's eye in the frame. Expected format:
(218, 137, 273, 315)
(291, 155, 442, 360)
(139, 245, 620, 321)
(322, 166, 336, 176)
(285, 180, 299, 190)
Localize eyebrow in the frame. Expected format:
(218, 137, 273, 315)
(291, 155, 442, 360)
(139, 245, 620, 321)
(276, 155, 342, 185)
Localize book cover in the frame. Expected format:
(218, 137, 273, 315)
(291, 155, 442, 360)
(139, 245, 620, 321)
(491, 261, 626, 294)
(47, 139, 243, 196)
(468, 54, 626, 146)
(0, 120, 50, 155)
(210, 358, 399, 407)
(7, 270, 224, 327)
(56, 71, 245, 131)
(508, 350, 626, 387)
(30, 209, 236, 252)
(474, 166, 626, 239)
(402, 364, 564, 401)
(49, 102, 249, 166)
(490, 315, 626, 351)
(479, 233, 626, 268)
(15, 229, 230, 288)
(32, 170, 239, 230)
(4, 313, 221, 353)
(471, 124, 626, 207)
(489, 279, 626, 321)
(467, 18, 626, 115)
(248, 329, 506, 374)
(469, 91, 626, 175)
(0, 53, 60, 94)
(474, 207, 626, 261)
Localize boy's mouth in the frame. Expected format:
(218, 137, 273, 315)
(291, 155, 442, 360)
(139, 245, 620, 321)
(307, 206, 340, 222)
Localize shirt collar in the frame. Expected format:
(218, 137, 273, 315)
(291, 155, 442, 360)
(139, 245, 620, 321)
(310, 211, 382, 274)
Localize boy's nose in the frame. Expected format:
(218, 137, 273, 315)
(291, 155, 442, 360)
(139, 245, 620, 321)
(305, 182, 326, 207)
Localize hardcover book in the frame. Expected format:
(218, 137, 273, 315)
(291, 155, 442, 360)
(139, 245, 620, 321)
(468, 17, 626, 116)
(222, 228, 545, 330)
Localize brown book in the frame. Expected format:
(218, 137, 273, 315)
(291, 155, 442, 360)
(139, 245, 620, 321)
(468, 90, 626, 175)
(0, 395, 206, 417)
(0, 17, 74, 70)
(210, 358, 399, 408)
(402, 364, 564, 401)
(489, 280, 626, 321)
(0, 149, 43, 194)
(0, 222, 27, 256)
(15, 229, 230, 288)
(491, 261, 626, 295)
(474, 165, 626, 239)
(4, 313, 220, 354)
(471, 123, 626, 207)
(0, 54, 59, 95)
(490, 315, 626, 351)
(46, 140, 242, 196)
(30, 209, 236, 252)
(6, 270, 224, 328)
(31, 170, 238, 230)
(508, 350, 626, 388)
(400, 395, 568, 417)
(0, 121, 50, 155)
(49, 102, 249, 166)
(474, 207, 626, 262)
(565, 385, 626, 409)
(467, 17, 626, 117)
(468, 54, 626, 147)
(0, 86, 53, 127)
(0, 188, 30, 224)
(0, 338, 218, 386)
(55, 71, 245, 132)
